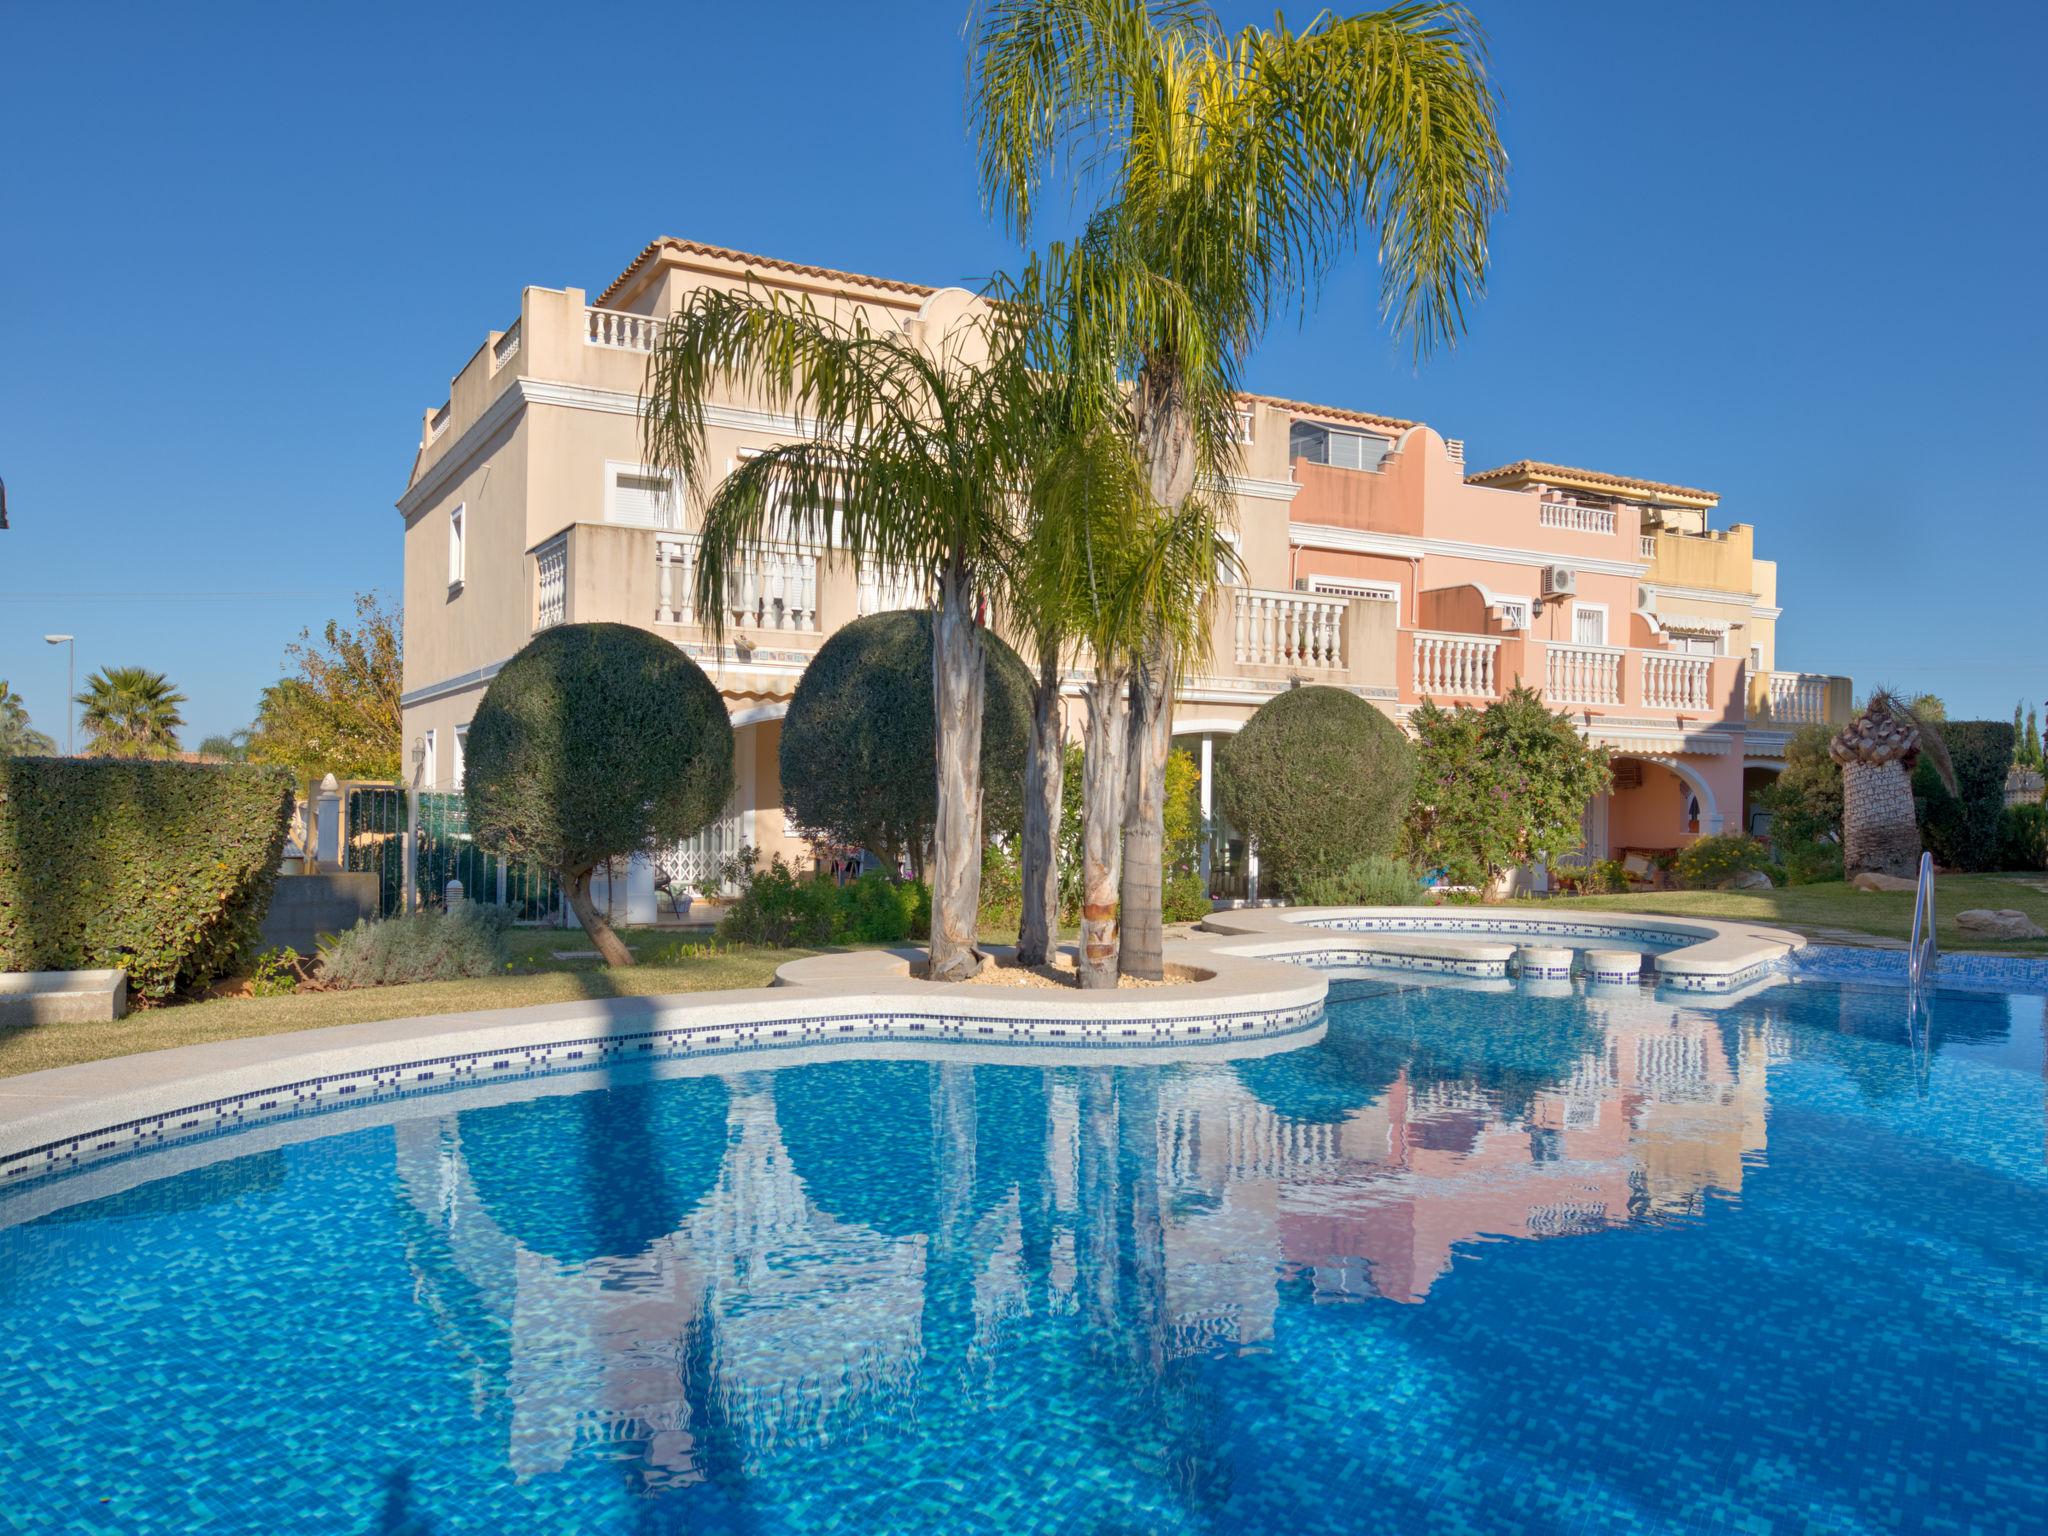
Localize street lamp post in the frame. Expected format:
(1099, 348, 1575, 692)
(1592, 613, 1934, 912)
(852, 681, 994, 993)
(42, 635, 74, 756)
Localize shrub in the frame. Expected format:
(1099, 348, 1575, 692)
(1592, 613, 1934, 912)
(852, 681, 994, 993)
(1997, 802, 2048, 872)
(779, 611, 1032, 872)
(716, 860, 931, 948)
(979, 841, 1023, 933)
(1290, 855, 1424, 907)
(1163, 869, 1211, 923)
(247, 947, 301, 997)
(465, 623, 733, 964)
(0, 757, 292, 1001)
(317, 903, 509, 988)
(1217, 686, 1415, 897)
(1780, 837, 1846, 886)
(1674, 833, 1775, 890)
(1914, 720, 2015, 872)
(1577, 858, 1629, 895)
(1757, 725, 1843, 846)
(1404, 688, 1611, 896)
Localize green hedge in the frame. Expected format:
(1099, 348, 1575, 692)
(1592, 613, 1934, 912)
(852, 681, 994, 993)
(1914, 721, 2014, 871)
(0, 757, 293, 1000)
(1998, 802, 2048, 872)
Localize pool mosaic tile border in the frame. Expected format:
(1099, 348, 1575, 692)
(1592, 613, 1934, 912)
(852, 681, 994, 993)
(1792, 945, 2048, 993)
(0, 999, 1324, 1191)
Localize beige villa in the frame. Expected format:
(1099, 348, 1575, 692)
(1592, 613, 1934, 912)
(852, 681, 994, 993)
(398, 238, 1850, 911)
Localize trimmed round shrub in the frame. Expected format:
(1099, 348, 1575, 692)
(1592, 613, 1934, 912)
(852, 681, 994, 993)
(778, 611, 1032, 870)
(1216, 686, 1415, 896)
(465, 623, 734, 953)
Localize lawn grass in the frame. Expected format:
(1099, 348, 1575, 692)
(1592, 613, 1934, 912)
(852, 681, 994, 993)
(1517, 872, 2048, 953)
(0, 928, 799, 1080)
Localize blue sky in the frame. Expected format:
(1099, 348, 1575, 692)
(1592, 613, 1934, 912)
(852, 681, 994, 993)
(2, 0, 2043, 745)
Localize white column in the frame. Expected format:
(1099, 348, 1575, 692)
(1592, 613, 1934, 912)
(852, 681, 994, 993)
(1198, 736, 1214, 891)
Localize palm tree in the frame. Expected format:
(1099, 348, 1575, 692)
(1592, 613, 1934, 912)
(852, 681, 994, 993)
(642, 288, 1034, 981)
(0, 680, 57, 757)
(76, 666, 186, 758)
(1830, 689, 1955, 877)
(969, 0, 1508, 976)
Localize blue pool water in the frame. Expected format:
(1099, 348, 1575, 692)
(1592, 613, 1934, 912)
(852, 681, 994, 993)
(2, 977, 2044, 1534)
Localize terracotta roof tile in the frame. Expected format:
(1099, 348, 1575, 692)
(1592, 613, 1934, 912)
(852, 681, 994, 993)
(1465, 459, 1718, 504)
(1240, 392, 1416, 432)
(597, 237, 938, 308)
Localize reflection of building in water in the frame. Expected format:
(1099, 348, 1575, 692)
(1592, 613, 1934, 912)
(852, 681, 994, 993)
(394, 999, 1782, 1490)
(1156, 994, 1776, 1306)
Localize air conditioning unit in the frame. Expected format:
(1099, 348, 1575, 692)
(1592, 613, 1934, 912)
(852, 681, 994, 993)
(1541, 565, 1577, 598)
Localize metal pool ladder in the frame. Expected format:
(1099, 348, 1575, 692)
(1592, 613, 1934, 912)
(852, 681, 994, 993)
(1907, 851, 1938, 992)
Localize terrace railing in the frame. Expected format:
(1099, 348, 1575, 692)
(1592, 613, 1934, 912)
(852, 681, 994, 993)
(1412, 631, 1502, 700)
(656, 532, 820, 632)
(1233, 587, 1347, 671)
(1641, 651, 1713, 712)
(1544, 642, 1624, 706)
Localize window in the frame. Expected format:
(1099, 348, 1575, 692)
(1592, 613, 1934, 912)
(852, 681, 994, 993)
(1288, 421, 1390, 472)
(1749, 644, 1764, 673)
(1494, 598, 1533, 631)
(447, 503, 465, 588)
(452, 725, 468, 789)
(422, 729, 438, 789)
(607, 465, 678, 529)
(1572, 604, 1608, 646)
(1665, 627, 1725, 656)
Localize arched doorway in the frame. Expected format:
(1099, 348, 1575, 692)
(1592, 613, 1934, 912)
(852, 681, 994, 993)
(1587, 755, 1723, 863)
(1742, 760, 1784, 841)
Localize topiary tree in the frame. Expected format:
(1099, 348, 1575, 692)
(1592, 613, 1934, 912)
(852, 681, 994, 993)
(1405, 687, 1612, 899)
(778, 611, 1032, 877)
(1216, 686, 1415, 899)
(464, 623, 733, 966)
(1914, 719, 2015, 872)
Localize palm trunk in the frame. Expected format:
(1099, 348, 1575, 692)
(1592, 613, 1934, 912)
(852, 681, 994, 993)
(564, 864, 635, 966)
(929, 561, 988, 981)
(1079, 663, 1130, 989)
(1017, 648, 1065, 968)
(1842, 759, 1922, 877)
(1117, 643, 1174, 980)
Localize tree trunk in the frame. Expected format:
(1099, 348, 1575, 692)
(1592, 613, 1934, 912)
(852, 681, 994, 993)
(1842, 759, 1922, 877)
(929, 561, 988, 981)
(1017, 649, 1065, 968)
(564, 864, 635, 966)
(1118, 644, 1174, 980)
(1079, 664, 1130, 989)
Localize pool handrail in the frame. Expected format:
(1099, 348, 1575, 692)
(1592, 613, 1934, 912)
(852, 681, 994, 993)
(1907, 851, 1938, 991)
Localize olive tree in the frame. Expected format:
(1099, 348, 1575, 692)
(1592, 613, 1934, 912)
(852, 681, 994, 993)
(779, 611, 1033, 876)
(464, 623, 733, 966)
(1216, 685, 1415, 898)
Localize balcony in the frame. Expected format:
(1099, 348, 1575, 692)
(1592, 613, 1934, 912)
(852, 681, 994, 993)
(1752, 670, 1853, 727)
(1537, 499, 1616, 535)
(1545, 643, 1625, 706)
(1233, 587, 1349, 671)
(1412, 631, 1502, 701)
(656, 532, 821, 633)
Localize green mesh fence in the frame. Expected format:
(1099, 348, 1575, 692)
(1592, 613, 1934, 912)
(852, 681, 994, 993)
(343, 786, 560, 923)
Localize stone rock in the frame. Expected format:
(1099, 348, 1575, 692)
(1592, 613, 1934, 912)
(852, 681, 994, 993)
(1851, 872, 1917, 893)
(1723, 869, 1775, 891)
(1954, 909, 2048, 940)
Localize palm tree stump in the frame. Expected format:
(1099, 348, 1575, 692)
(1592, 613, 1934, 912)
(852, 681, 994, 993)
(1830, 699, 1931, 878)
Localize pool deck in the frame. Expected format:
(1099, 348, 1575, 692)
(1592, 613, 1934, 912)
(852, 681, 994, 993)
(0, 908, 1809, 1203)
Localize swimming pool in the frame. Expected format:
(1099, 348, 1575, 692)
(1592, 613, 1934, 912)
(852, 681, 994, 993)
(2, 974, 2043, 1533)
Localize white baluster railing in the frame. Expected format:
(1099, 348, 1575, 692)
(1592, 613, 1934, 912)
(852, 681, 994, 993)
(1639, 533, 1657, 559)
(1642, 651, 1712, 712)
(428, 402, 451, 442)
(1544, 642, 1623, 706)
(586, 306, 662, 351)
(534, 536, 566, 631)
(1767, 672, 1832, 724)
(857, 560, 929, 617)
(1538, 500, 1616, 535)
(1232, 588, 1347, 671)
(492, 320, 521, 370)
(656, 533, 819, 632)
(1412, 632, 1501, 700)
